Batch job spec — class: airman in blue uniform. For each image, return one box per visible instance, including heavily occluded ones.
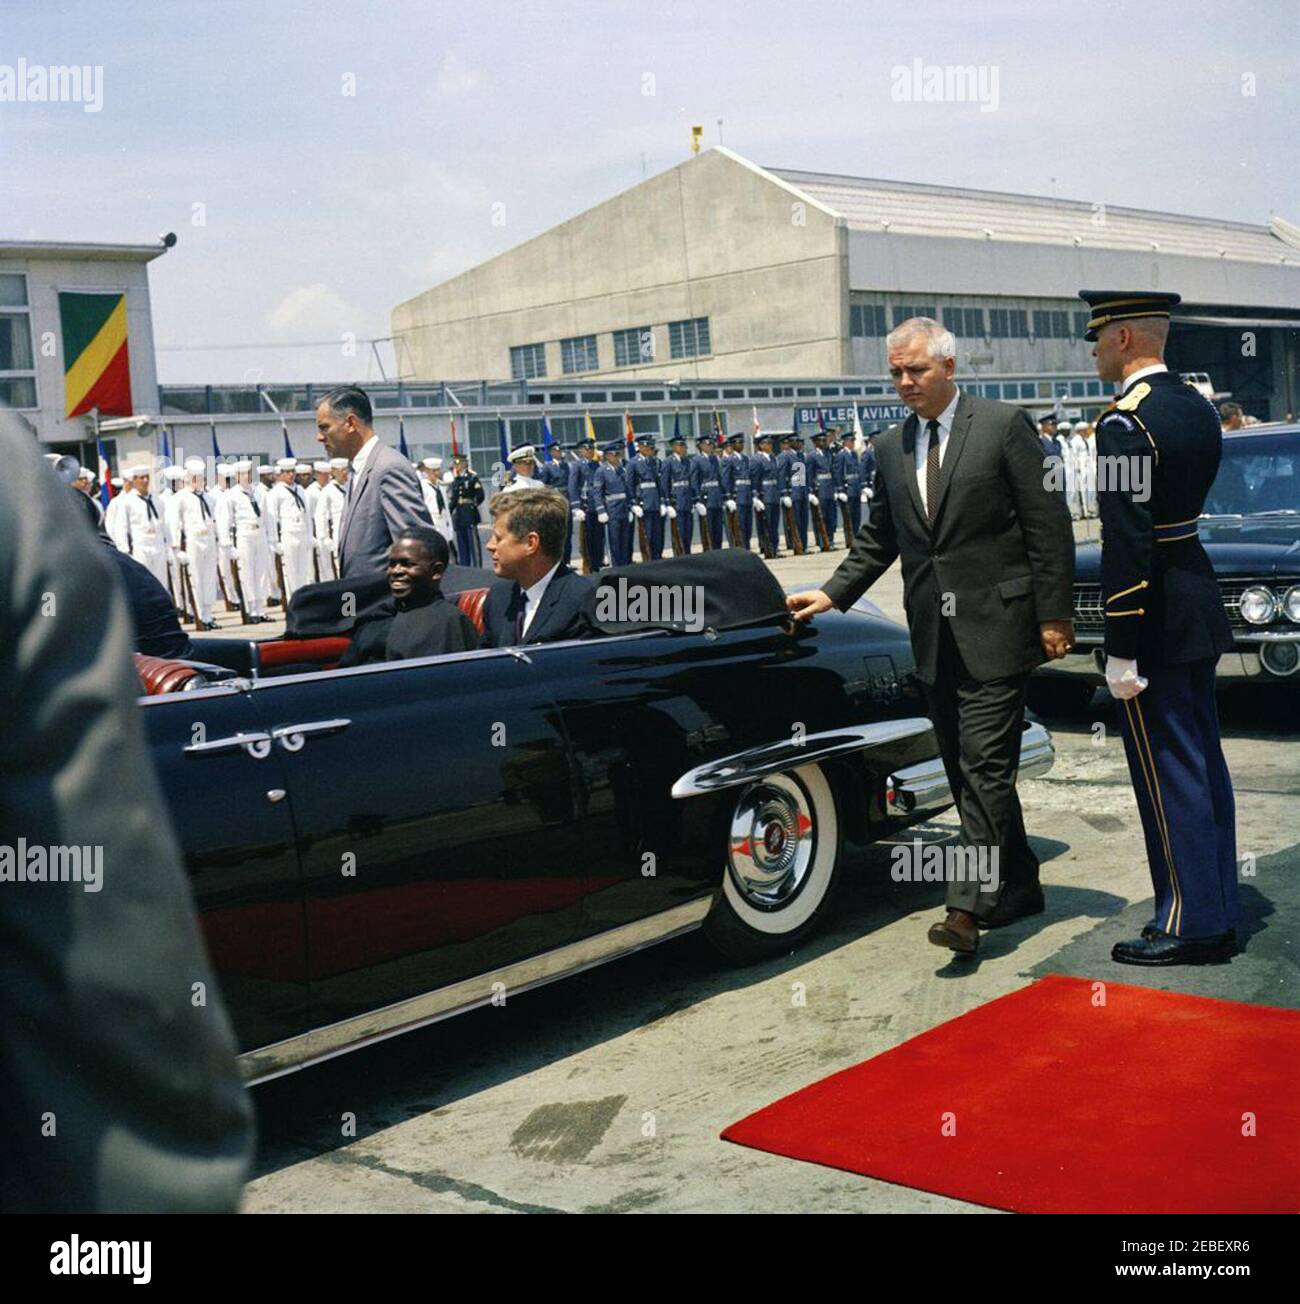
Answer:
[661,432,694,554]
[835,431,864,537]
[749,431,781,557]
[777,432,809,553]
[808,427,838,549]
[592,440,633,566]
[567,436,604,570]
[629,434,664,560]
[720,432,752,550]
[690,433,726,550]
[1081,288,1238,966]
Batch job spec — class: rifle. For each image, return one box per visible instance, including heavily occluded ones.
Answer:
[810,497,834,552]
[783,501,805,556]
[669,510,686,557]
[697,506,713,551]
[636,509,652,562]
[839,497,855,547]
[273,548,288,607]
[725,503,744,549]
[228,552,247,621]
[578,514,593,575]
[216,561,232,611]
[177,521,199,629]
[756,504,777,560]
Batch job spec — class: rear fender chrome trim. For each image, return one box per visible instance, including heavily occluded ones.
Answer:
[671,718,934,799]
[238,896,712,1085]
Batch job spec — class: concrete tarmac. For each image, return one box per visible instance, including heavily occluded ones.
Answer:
[238,520,1298,1213]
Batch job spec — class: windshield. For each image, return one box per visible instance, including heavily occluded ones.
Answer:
[1204,432,1300,516]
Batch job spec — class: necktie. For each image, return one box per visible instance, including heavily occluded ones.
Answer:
[198,494,212,519]
[292,487,305,510]
[144,495,158,521]
[925,419,941,522]
[515,587,527,643]
[245,489,260,518]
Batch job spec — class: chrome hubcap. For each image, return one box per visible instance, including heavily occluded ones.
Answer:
[728,775,816,907]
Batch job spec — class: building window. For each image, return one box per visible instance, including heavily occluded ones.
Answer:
[942,306,986,337]
[668,316,711,359]
[0,272,37,410]
[510,342,547,380]
[560,335,599,375]
[1073,311,1091,338]
[1032,309,1071,340]
[850,304,888,337]
[893,304,937,325]
[989,308,1029,339]
[613,325,654,367]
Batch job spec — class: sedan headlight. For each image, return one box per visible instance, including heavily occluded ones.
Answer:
[1284,585,1300,624]
[1239,585,1278,625]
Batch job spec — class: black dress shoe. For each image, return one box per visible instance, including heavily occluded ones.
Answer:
[927,909,979,954]
[976,885,1045,929]
[1112,932,1235,966]
[1141,923,1237,949]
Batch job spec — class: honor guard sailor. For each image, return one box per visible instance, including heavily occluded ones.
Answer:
[1081,289,1238,966]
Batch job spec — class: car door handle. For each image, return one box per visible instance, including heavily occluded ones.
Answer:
[271,718,352,752]
[183,731,273,759]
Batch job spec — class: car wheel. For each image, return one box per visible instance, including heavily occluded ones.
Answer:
[1026,678,1097,718]
[703,762,842,964]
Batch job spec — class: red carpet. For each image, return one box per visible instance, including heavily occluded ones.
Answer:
[722,975,1300,1213]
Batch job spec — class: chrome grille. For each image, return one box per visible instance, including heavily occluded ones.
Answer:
[1073,576,1300,636]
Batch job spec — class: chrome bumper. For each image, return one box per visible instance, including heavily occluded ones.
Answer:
[1035,639,1299,682]
[884,721,1055,818]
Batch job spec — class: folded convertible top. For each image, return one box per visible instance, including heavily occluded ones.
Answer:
[587,550,790,635]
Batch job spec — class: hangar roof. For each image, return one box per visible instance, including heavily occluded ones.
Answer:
[767,165,1300,267]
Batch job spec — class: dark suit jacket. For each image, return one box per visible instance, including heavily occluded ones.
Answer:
[337,438,433,581]
[1,423,252,1211]
[480,562,595,648]
[822,391,1074,684]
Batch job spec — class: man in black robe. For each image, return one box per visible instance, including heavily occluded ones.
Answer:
[338,527,480,666]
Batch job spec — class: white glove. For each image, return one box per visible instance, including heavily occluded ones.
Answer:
[666,505,677,519]
[724,498,737,512]
[863,488,873,502]
[694,502,708,518]
[573,508,586,522]
[175,550,190,565]
[659,504,668,517]
[330,540,339,556]
[220,544,234,560]
[1105,655,1148,700]
[271,542,283,555]
[598,511,609,524]
[782,495,793,508]
[836,492,848,503]
[754,499,765,513]
[632,504,644,518]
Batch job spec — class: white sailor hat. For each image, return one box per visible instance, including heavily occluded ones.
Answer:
[295,462,311,473]
[421,456,443,470]
[184,456,207,475]
[110,476,123,488]
[258,462,275,475]
[276,456,297,471]
[313,460,330,472]
[79,465,95,480]
[162,464,186,482]
[122,460,153,478]
[233,459,253,473]
[508,444,536,463]
[329,457,349,470]
[1057,419,1073,432]
[43,453,61,464]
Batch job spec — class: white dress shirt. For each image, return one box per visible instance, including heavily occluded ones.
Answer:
[913,386,962,505]
[1120,363,1168,395]
[348,433,379,486]
[520,560,561,639]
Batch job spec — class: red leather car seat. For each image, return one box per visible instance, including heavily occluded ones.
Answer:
[134,653,205,695]
[256,636,352,673]
[453,587,489,635]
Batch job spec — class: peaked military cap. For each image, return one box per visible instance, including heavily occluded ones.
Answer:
[1078,290,1180,342]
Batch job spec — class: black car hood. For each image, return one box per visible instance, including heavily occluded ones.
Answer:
[1073,519,1300,583]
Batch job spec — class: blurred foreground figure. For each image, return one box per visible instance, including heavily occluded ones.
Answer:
[0,417,253,1212]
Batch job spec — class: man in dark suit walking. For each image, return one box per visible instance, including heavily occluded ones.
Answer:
[481,487,595,647]
[315,385,432,582]
[788,317,1075,955]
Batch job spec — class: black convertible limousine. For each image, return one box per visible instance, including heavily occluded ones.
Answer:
[135,552,1054,1083]
[1032,422,1300,712]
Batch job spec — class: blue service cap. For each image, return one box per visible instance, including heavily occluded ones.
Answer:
[1078,289,1180,342]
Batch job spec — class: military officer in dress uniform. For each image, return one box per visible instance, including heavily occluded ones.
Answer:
[266,456,315,604]
[171,457,220,629]
[835,430,864,537]
[111,462,171,590]
[808,426,838,549]
[589,439,632,566]
[449,453,485,566]
[629,434,665,559]
[661,431,693,554]
[722,432,754,550]
[749,431,781,557]
[777,432,810,553]
[1081,289,1238,966]
[690,432,725,550]
[501,444,543,493]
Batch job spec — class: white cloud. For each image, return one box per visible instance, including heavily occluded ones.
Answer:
[264,283,366,338]
[436,51,479,98]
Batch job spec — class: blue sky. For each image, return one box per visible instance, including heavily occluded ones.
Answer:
[4,0,1296,384]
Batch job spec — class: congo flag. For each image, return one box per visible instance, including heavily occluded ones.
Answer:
[60,292,132,418]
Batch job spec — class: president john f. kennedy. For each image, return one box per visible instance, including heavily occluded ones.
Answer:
[788,317,1075,955]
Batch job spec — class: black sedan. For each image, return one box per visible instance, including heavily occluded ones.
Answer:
[135,552,1054,1083]
[1032,422,1300,713]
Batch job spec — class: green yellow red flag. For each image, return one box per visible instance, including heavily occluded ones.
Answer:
[59,291,132,417]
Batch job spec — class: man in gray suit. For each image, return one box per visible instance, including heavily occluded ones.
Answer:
[788,318,1075,956]
[316,385,432,581]
[2,415,252,1211]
